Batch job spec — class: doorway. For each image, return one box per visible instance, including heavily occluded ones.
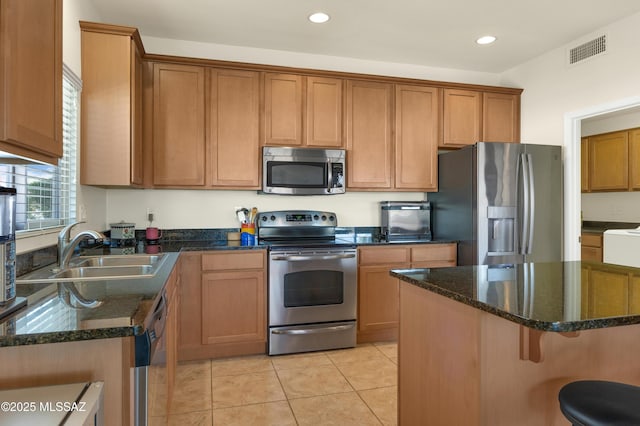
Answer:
[563,95,640,261]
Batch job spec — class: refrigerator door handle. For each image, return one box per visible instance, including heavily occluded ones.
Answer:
[519,153,530,255]
[526,154,535,255]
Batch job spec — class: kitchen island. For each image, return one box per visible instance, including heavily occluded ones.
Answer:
[391,261,640,426]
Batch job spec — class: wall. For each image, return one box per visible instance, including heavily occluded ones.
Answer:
[501,12,640,146]
[501,11,640,257]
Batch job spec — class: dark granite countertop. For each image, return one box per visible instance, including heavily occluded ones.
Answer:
[3,226,454,348]
[1,252,179,347]
[391,261,640,332]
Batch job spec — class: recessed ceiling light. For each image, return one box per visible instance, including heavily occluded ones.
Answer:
[309,12,330,24]
[476,35,497,45]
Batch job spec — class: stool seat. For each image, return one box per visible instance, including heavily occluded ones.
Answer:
[558,380,640,426]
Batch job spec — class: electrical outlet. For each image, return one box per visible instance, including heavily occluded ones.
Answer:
[147,212,154,222]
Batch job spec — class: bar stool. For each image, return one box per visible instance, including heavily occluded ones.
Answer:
[558,380,640,425]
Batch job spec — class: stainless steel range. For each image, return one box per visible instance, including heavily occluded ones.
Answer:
[258,210,357,356]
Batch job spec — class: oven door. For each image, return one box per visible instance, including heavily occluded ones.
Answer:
[268,248,357,326]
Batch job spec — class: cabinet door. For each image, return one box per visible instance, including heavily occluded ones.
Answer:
[581,137,589,192]
[395,85,439,191]
[0,0,62,161]
[589,131,628,191]
[629,275,640,314]
[482,92,519,143]
[208,68,260,188]
[263,73,303,146]
[201,270,266,345]
[345,80,393,189]
[358,265,404,336]
[588,269,628,318]
[441,89,481,148]
[305,76,343,147]
[80,25,143,186]
[629,129,640,190]
[153,63,206,186]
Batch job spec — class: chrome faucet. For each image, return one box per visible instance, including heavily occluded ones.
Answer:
[58,221,105,268]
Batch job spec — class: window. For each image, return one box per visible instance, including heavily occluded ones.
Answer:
[0,64,80,232]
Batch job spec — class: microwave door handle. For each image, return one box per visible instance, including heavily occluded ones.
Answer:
[327,160,333,193]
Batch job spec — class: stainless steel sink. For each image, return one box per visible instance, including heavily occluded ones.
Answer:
[52,265,155,279]
[16,254,168,283]
[69,255,163,268]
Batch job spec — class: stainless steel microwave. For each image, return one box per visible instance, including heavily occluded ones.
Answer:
[262,147,346,195]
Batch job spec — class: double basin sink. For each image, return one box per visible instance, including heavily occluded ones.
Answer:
[16,254,167,284]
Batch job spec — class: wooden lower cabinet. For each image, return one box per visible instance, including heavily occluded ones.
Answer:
[581,232,602,262]
[178,250,267,360]
[581,263,640,318]
[357,243,456,343]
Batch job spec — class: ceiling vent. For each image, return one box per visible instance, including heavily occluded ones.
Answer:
[568,34,607,66]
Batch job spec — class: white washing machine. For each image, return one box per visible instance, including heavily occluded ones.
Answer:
[603,228,640,268]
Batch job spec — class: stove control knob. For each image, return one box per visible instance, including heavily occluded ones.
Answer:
[321,215,327,221]
[329,215,335,222]
[270,215,276,221]
[313,214,319,221]
[261,215,268,222]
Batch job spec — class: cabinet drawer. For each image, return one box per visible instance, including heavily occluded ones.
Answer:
[411,244,457,263]
[201,250,265,271]
[581,246,603,262]
[581,233,602,248]
[359,246,410,265]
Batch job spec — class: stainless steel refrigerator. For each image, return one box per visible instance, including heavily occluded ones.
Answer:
[430,142,563,266]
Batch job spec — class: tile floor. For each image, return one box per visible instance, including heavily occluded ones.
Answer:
[149,342,398,425]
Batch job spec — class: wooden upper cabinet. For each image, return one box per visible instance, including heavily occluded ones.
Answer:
[0,0,62,163]
[345,80,393,189]
[208,68,260,188]
[629,129,640,190]
[588,130,628,191]
[441,89,481,148]
[152,63,206,186]
[581,137,589,192]
[305,76,343,147]
[263,73,303,146]
[263,73,343,148]
[395,85,440,191]
[482,92,519,143]
[80,22,144,186]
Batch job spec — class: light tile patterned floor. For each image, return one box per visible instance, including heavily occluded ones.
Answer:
[149,342,398,426]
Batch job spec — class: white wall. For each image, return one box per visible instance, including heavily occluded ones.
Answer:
[106,189,426,229]
[501,11,640,258]
[501,13,640,146]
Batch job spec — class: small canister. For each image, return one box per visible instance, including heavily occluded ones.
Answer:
[240,223,256,246]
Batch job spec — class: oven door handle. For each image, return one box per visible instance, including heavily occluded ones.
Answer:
[272,323,355,335]
[271,253,356,261]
